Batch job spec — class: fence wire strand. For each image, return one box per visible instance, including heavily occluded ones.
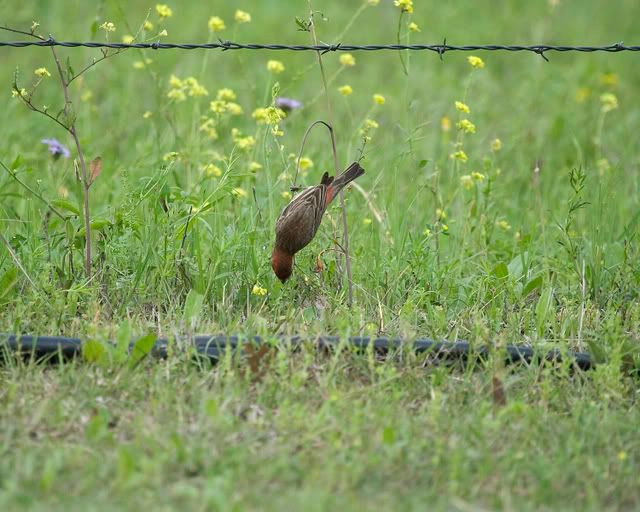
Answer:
[0,37,639,60]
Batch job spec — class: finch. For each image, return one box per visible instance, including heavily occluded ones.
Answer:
[271,161,365,282]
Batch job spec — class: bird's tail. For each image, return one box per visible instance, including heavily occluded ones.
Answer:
[331,161,365,194]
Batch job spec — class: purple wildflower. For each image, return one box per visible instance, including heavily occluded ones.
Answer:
[275,97,302,113]
[41,138,70,159]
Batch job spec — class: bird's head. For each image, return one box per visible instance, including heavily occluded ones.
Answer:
[271,246,293,283]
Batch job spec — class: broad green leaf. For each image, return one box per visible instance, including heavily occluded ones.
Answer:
[83,339,108,364]
[129,334,157,367]
[51,199,80,216]
[183,289,204,324]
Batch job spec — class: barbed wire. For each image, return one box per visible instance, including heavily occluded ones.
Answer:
[0,36,639,61]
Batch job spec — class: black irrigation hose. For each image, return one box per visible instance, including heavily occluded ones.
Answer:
[1,334,593,370]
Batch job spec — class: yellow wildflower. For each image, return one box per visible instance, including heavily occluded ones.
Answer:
[34,67,51,78]
[373,94,386,105]
[232,187,248,198]
[339,53,356,67]
[467,55,485,69]
[251,284,267,296]
[436,208,446,220]
[163,151,179,162]
[143,111,153,119]
[236,136,256,150]
[167,88,186,102]
[210,100,227,114]
[156,4,173,18]
[267,60,285,73]
[199,118,218,139]
[394,0,414,13]
[471,171,485,181]
[133,61,146,70]
[363,119,379,130]
[226,102,243,115]
[456,119,476,134]
[441,224,449,232]
[450,150,468,162]
[338,84,353,96]
[575,87,590,103]
[497,220,511,231]
[408,22,420,32]
[249,162,263,172]
[81,90,93,102]
[299,157,314,170]
[600,72,618,87]
[440,116,451,132]
[363,218,373,225]
[185,77,208,97]
[157,29,168,37]
[368,0,380,5]
[460,175,473,190]
[202,163,222,177]
[122,35,135,44]
[234,10,251,23]
[99,22,116,32]
[143,20,154,31]
[12,88,28,98]
[216,88,236,101]
[169,74,183,88]
[455,100,470,113]
[208,16,226,32]
[281,191,292,200]
[491,138,502,152]
[600,92,618,112]
[617,451,627,461]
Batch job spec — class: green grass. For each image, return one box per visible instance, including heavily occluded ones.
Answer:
[1,0,639,509]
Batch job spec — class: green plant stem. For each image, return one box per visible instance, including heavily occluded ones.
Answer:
[307,0,355,307]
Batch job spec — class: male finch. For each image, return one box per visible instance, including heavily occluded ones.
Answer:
[272,161,365,282]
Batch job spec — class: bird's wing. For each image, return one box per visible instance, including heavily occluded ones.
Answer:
[275,184,327,254]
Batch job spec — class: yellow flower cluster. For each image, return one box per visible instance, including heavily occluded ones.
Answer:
[600,92,618,112]
[373,94,386,105]
[456,119,476,134]
[360,118,379,141]
[339,53,356,67]
[338,84,353,96]
[460,172,486,190]
[202,163,223,177]
[408,22,420,32]
[34,67,51,78]
[394,0,414,13]
[299,157,314,170]
[208,16,225,32]
[133,58,153,69]
[156,4,173,19]
[231,128,256,151]
[440,116,451,132]
[235,10,251,23]
[252,106,286,125]
[491,138,502,152]
[450,150,468,163]
[267,60,285,73]
[12,88,28,99]
[100,21,116,32]
[467,56,485,69]
[199,118,218,140]
[167,75,209,102]
[455,101,470,113]
[496,220,511,231]
[252,284,267,296]
[163,151,179,162]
